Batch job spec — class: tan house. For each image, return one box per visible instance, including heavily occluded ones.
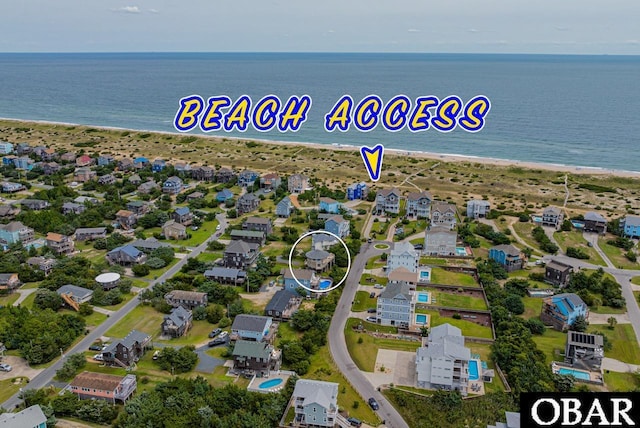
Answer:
[305,249,335,272]
[116,209,137,229]
[46,232,75,255]
[162,220,187,240]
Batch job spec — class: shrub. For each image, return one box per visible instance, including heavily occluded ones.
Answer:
[132,264,151,276]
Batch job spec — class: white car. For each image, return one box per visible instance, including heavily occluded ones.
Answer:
[374,284,384,289]
[0,363,12,372]
[93,354,104,361]
[216,224,221,231]
[366,316,377,323]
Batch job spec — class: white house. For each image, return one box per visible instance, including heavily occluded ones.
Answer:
[424,226,457,256]
[466,200,490,219]
[387,242,419,273]
[431,202,457,230]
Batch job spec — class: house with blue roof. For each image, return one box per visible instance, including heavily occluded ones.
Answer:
[163,176,183,194]
[319,197,341,214]
[133,157,149,168]
[620,215,640,239]
[217,188,234,202]
[540,293,589,331]
[2,155,16,166]
[152,159,166,172]
[347,182,368,200]
[238,170,259,187]
[106,245,147,266]
[172,206,193,225]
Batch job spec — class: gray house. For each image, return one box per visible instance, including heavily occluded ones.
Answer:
[232,340,281,377]
[431,202,457,230]
[377,282,415,328]
[406,191,433,218]
[375,188,401,215]
[224,240,259,269]
[243,216,273,236]
[564,331,604,371]
[161,306,193,338]
[542,206,564,229]
[291,379,339,428]
[106,245,147,265]
[424,226,457,256]
[204,267,247,285]
[0,405,47,428]
[467,200,491,219]
[236,193,260,215]
[265,289,301,320]
[276,196,294,218]
[57,284,94,304]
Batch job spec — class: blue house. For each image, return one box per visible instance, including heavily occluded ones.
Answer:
[621,215,640,239]
[133,157,149,168]
[97,155,114,166]
[163,176,183,194]
[216,188,234,202]
[0,141,14,154]
[282,268,319,296]
[238,170,259,187]
[231,314,273,342]
[489,244,523,272]
[2,155,16,166]
[324,215,350,238]
[152,159,166,172]
[319,197,341,214]
[540,293,589,331]
[13,156,33,170]
[276,196,294,218]
[347,182,368,200]
[0,404,47,427]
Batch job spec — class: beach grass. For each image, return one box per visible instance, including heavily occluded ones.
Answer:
[553,230,607,266]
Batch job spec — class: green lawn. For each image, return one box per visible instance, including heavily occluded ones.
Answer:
[426,289,488,310]
[604,371,640,392]
[344,320,420,373]
[553,231,606,266]
[19,291,37,309]
[417,310,493,339]
[598,236,638,269]
[365,256,386,270]
[360,273,387,286]
[512,221,546,255]
[430,268,478,287]
[0,377,29,403]
[146,258,180,279]
[156,320,216,346]
[352,290,376,312]
[589,324,640,364]
[197,251,223,263]
[106,305,165,338]
[0,292,20,307]
[275,321,301,348]
[532,328,567,363]
[589,305,627,315]
[98,291,136,311]
[522,297,543,320]
[419,257,448,266]
[393,219,428,241]
[180,219,218,246]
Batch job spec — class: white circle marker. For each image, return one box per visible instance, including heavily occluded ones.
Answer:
[288,230,351,294]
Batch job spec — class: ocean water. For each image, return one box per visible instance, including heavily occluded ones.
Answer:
[0,52,639,171]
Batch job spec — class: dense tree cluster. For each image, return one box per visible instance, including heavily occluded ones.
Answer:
[474,223,511,245]
[155,346,199,374]
[565,268,625,309]
[532,226,559,254]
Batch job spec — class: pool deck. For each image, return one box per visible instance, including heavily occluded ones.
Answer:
[246,372,291,393]
[552,362,603,384]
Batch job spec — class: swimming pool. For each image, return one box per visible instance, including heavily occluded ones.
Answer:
[558,368,590,381]
[572,221,585,229]
[455,247,467,256]
[415,314,428,325]
[420,271,430,279]
[319,279,332,289]
[417,293,429,303]
[532,215,542,222]
[469,360,479,381]
[259,378,284,389]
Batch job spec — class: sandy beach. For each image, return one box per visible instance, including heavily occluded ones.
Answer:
[2,117,640,179]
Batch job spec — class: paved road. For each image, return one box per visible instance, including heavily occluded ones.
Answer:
[328,241,409,428]
[1,213,228,411]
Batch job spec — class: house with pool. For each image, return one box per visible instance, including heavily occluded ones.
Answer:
[282,268,333,296]
[377,282,416,328]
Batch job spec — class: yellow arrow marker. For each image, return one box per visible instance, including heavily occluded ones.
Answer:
[360,144,384,181]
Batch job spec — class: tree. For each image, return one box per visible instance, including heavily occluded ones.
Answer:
[78,302,94,316]
[570,315,589,332]
[607,316,618,330]
[132,264,150,276]
[33,289,63,311]
[525,318,546,335]
[156,346,198,374]
[55,353,87,381]
[504,295,524,315]
[206,304,225,324]
[192,305,207,321]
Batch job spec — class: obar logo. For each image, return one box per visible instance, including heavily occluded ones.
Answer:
[522,393,640,427]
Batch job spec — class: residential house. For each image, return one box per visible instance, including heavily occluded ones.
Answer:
[204,267,247,285]
[69,371,137,404]
[282,268,319,295]
[621,214,640,239]
[97,155,115,166]
[232,340,281,377]
[291,379,339,428]
[237,193,260,215]
[74,227,107,241]
[565,331,604,371]
[0,221,34,244]
[74,196,98,205]
[62,202,85,215]
[130,237,170,252]
[76,155,94,167]
[163,176,183,194]
[152,159,166,172]
[466,200,491,219]
[489,244,524,272]
[27,256,57,275]
[42,162,60,175]
[102,330,152,367]
[164,290,208,310]
[15,143,32,155]
[191,165,215,181]
[487,412,521,428]
[387,267,419,290]
[387,242,419,273]
[288,174,309,194]
[276,196,294,218]
[126,200,150,216]
[406,191,433,219]
[243,216,273,236]
[172,207,193,225]
[98,174,116,185]
[74,167,97,182]
[116,209,137,229]
[216,167,236,183]
[230,229,266,246]
[1,182,25,193]
[347,182,368,200]
[137,180,159,194]
[0,273,20,292]
[21,199,49,210]
[117,158,134,170]
[133,157,149,169]
[238,170,259,187]
[32,146,47,158]
[260,173,281,191]
[161,306,193,338]
[216,188,234,202]
[13,156,34,170]
[324,215,350,239]
[431,202,457,230]
[377,282,415,328]
[0,405,47,428]
[173,162,192,175]
[415,324,471,395]
[305,249,335,272]
[57,284,94,305]
[0,141,13,154]
[423,226,457,256]
[46,232,74,255]
[162,220,187,240]
[583,211,607,234]
[186,191,204,201]
[540,293,589,331]
[106,245,147,265]
[231,314,273,342]
[2,155,15,166]
[542,206,564,229]
[265,289,301,320]
[128,174,142,185]
[375,188,401,215]
[224,240,260,269]
[41,148,58,161]
[0,204,19,219]
[545,260,574,286]
[319,197,341,214]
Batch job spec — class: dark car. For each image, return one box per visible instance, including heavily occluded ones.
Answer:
[208,338,226,347]
[88,344,102,351]
[368,397,379,410]
[208,328,222,338]
[347,417,362,427]
[367,308,377,313]
[367,238,373,243]
[414,244,423,250]
[369,292,376,298]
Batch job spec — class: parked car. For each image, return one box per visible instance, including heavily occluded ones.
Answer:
[208,337,226,347]
[218,331,228,340]
[0,363,12,372]
[366,316,377,323]
[208,328,222,338]
[367,238,372,243]
[152,350,160,360]
[93,354,104,361]
[374,283,383,289]
[216,224,221,231]
[88,344,102,351]
[369,292,376,298]
[414,244,423,250]
[347,417,362,427]
[368,397,379,410]
[367,308,377,313]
